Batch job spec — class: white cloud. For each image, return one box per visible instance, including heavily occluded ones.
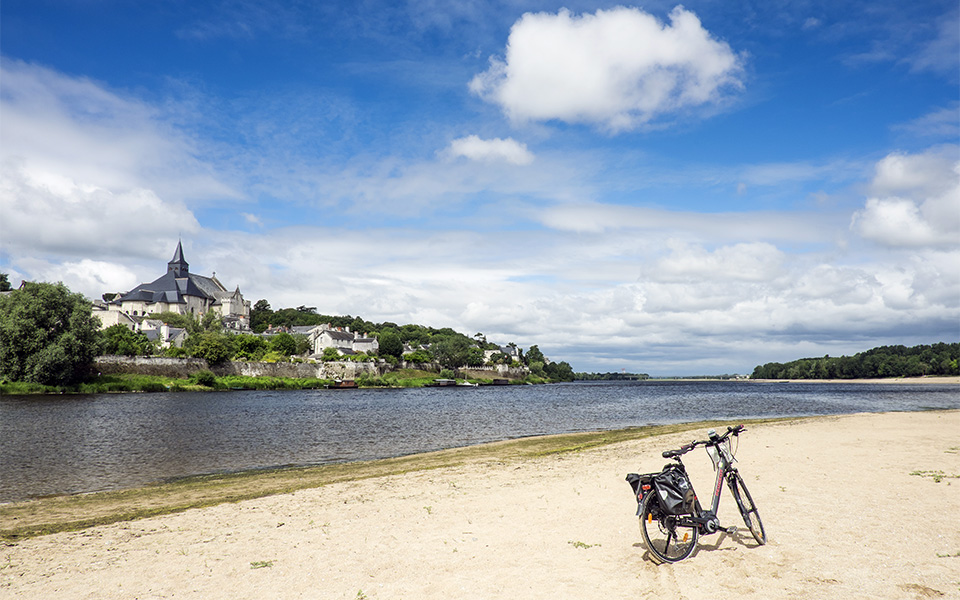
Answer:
[851,145,960,247]
[469,6,744,131]
[535,202,837,245]
[14,257,141,299]
[1,157,200,257]
[242,212,263,226]
[0,60,235,267]
[893,104,960,139]
[651,241,785,282]
[447,135,534,165]
[0,60,237,204]
[908,9,960,76]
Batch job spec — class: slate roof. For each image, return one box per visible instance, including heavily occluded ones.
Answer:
[113,243,233,307]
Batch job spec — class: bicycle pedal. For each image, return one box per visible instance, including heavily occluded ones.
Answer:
[724,526,738,534]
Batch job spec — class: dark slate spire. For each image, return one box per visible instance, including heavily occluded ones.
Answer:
[167,240,189,277]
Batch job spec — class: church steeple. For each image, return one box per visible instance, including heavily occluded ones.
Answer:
[167,240,189,277]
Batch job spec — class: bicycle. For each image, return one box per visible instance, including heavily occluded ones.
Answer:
[626,424,766,563]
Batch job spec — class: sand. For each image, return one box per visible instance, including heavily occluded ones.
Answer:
[2,410,958,599]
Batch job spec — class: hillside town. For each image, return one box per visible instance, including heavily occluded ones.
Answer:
[91,242,527,366]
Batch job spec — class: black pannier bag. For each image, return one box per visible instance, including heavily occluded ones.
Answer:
[653,466,697,515]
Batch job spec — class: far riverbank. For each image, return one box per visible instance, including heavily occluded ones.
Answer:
[748,375,960,384]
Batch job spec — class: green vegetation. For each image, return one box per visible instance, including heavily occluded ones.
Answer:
[751,343,959,380]
[0,282,102,386]
[909,469,960,483]
[575,372,650,380]
[100,324,156,356]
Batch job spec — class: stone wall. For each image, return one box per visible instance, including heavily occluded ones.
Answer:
[94,356,385,380]
[458,365,529,381]
[95,355,209,378]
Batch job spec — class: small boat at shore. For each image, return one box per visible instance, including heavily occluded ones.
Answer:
[328,379,358,389]
[427,378,458,387]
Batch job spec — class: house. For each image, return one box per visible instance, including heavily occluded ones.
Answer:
[103,241,251,326]
[139,319,188,349]
[309,324,380,357]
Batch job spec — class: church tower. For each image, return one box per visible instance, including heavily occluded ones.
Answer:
[167,240,189,277]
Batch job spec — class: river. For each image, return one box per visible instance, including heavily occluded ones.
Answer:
[1,380,958,503]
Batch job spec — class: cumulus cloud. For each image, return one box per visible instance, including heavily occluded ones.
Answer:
[447,135,534,165]
[14,257,141,299]
[0,60,234,266]
[851,145,959,247]
[469,6,744,131]
[651,241,785,282]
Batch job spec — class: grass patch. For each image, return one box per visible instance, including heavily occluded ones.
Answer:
[0,416,799,541]
[910,470,960,483]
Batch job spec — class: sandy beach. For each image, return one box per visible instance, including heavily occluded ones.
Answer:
[2,410,958,599]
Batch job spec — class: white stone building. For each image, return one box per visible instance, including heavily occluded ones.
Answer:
[104,242,251,325]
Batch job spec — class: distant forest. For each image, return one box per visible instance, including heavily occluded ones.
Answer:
[750,343,960,380]
[575,372,650,381]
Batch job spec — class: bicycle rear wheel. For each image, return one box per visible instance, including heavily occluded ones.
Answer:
[729,472,766,545]
[639,493,698,563]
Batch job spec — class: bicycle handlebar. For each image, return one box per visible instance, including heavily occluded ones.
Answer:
[661,424,746,459]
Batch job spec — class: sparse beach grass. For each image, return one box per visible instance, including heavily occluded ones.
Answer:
[0,417,792,541]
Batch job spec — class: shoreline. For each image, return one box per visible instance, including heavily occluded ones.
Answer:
[0,417,794,539]
[2,409,957,599]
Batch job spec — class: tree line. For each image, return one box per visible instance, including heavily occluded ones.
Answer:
[750,343,960,380]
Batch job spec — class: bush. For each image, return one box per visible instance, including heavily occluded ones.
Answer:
[403,350,432,363]
[193,370,217,387]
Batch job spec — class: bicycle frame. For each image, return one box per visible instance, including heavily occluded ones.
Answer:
[669,435,740,535]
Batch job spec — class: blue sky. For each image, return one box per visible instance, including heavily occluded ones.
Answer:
[1,0,957,375]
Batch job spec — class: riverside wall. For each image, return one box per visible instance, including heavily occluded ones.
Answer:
[94,356,384,380]
[94,356,529,381]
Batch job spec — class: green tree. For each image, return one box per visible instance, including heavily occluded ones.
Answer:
[433,336,472,369]
[378,330,403,359]
[545,360,575,382]
[186,332,235,364]
[150,311,196,331]
[233,334,268,360]
[269,332,298,356]
[100,324,154,356]
[0,282,102,385]
[525,345,545,366]
[403,349,432,363]
[250,299,273,333]
[321,346,341,361]
[0,273,13,292]
[294,333,312,355]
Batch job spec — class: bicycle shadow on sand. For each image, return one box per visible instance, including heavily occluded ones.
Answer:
[633,529,764,564]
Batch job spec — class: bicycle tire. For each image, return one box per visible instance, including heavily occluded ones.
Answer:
[729,472,766,545]
[639,492,698,563]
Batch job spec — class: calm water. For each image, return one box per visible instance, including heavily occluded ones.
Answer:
[1,380,958,502]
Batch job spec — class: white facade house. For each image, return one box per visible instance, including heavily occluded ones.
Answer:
[307,324,379,356]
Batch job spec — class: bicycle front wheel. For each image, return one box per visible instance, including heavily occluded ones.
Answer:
[639,492,698,563]
[729,472,766,545]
